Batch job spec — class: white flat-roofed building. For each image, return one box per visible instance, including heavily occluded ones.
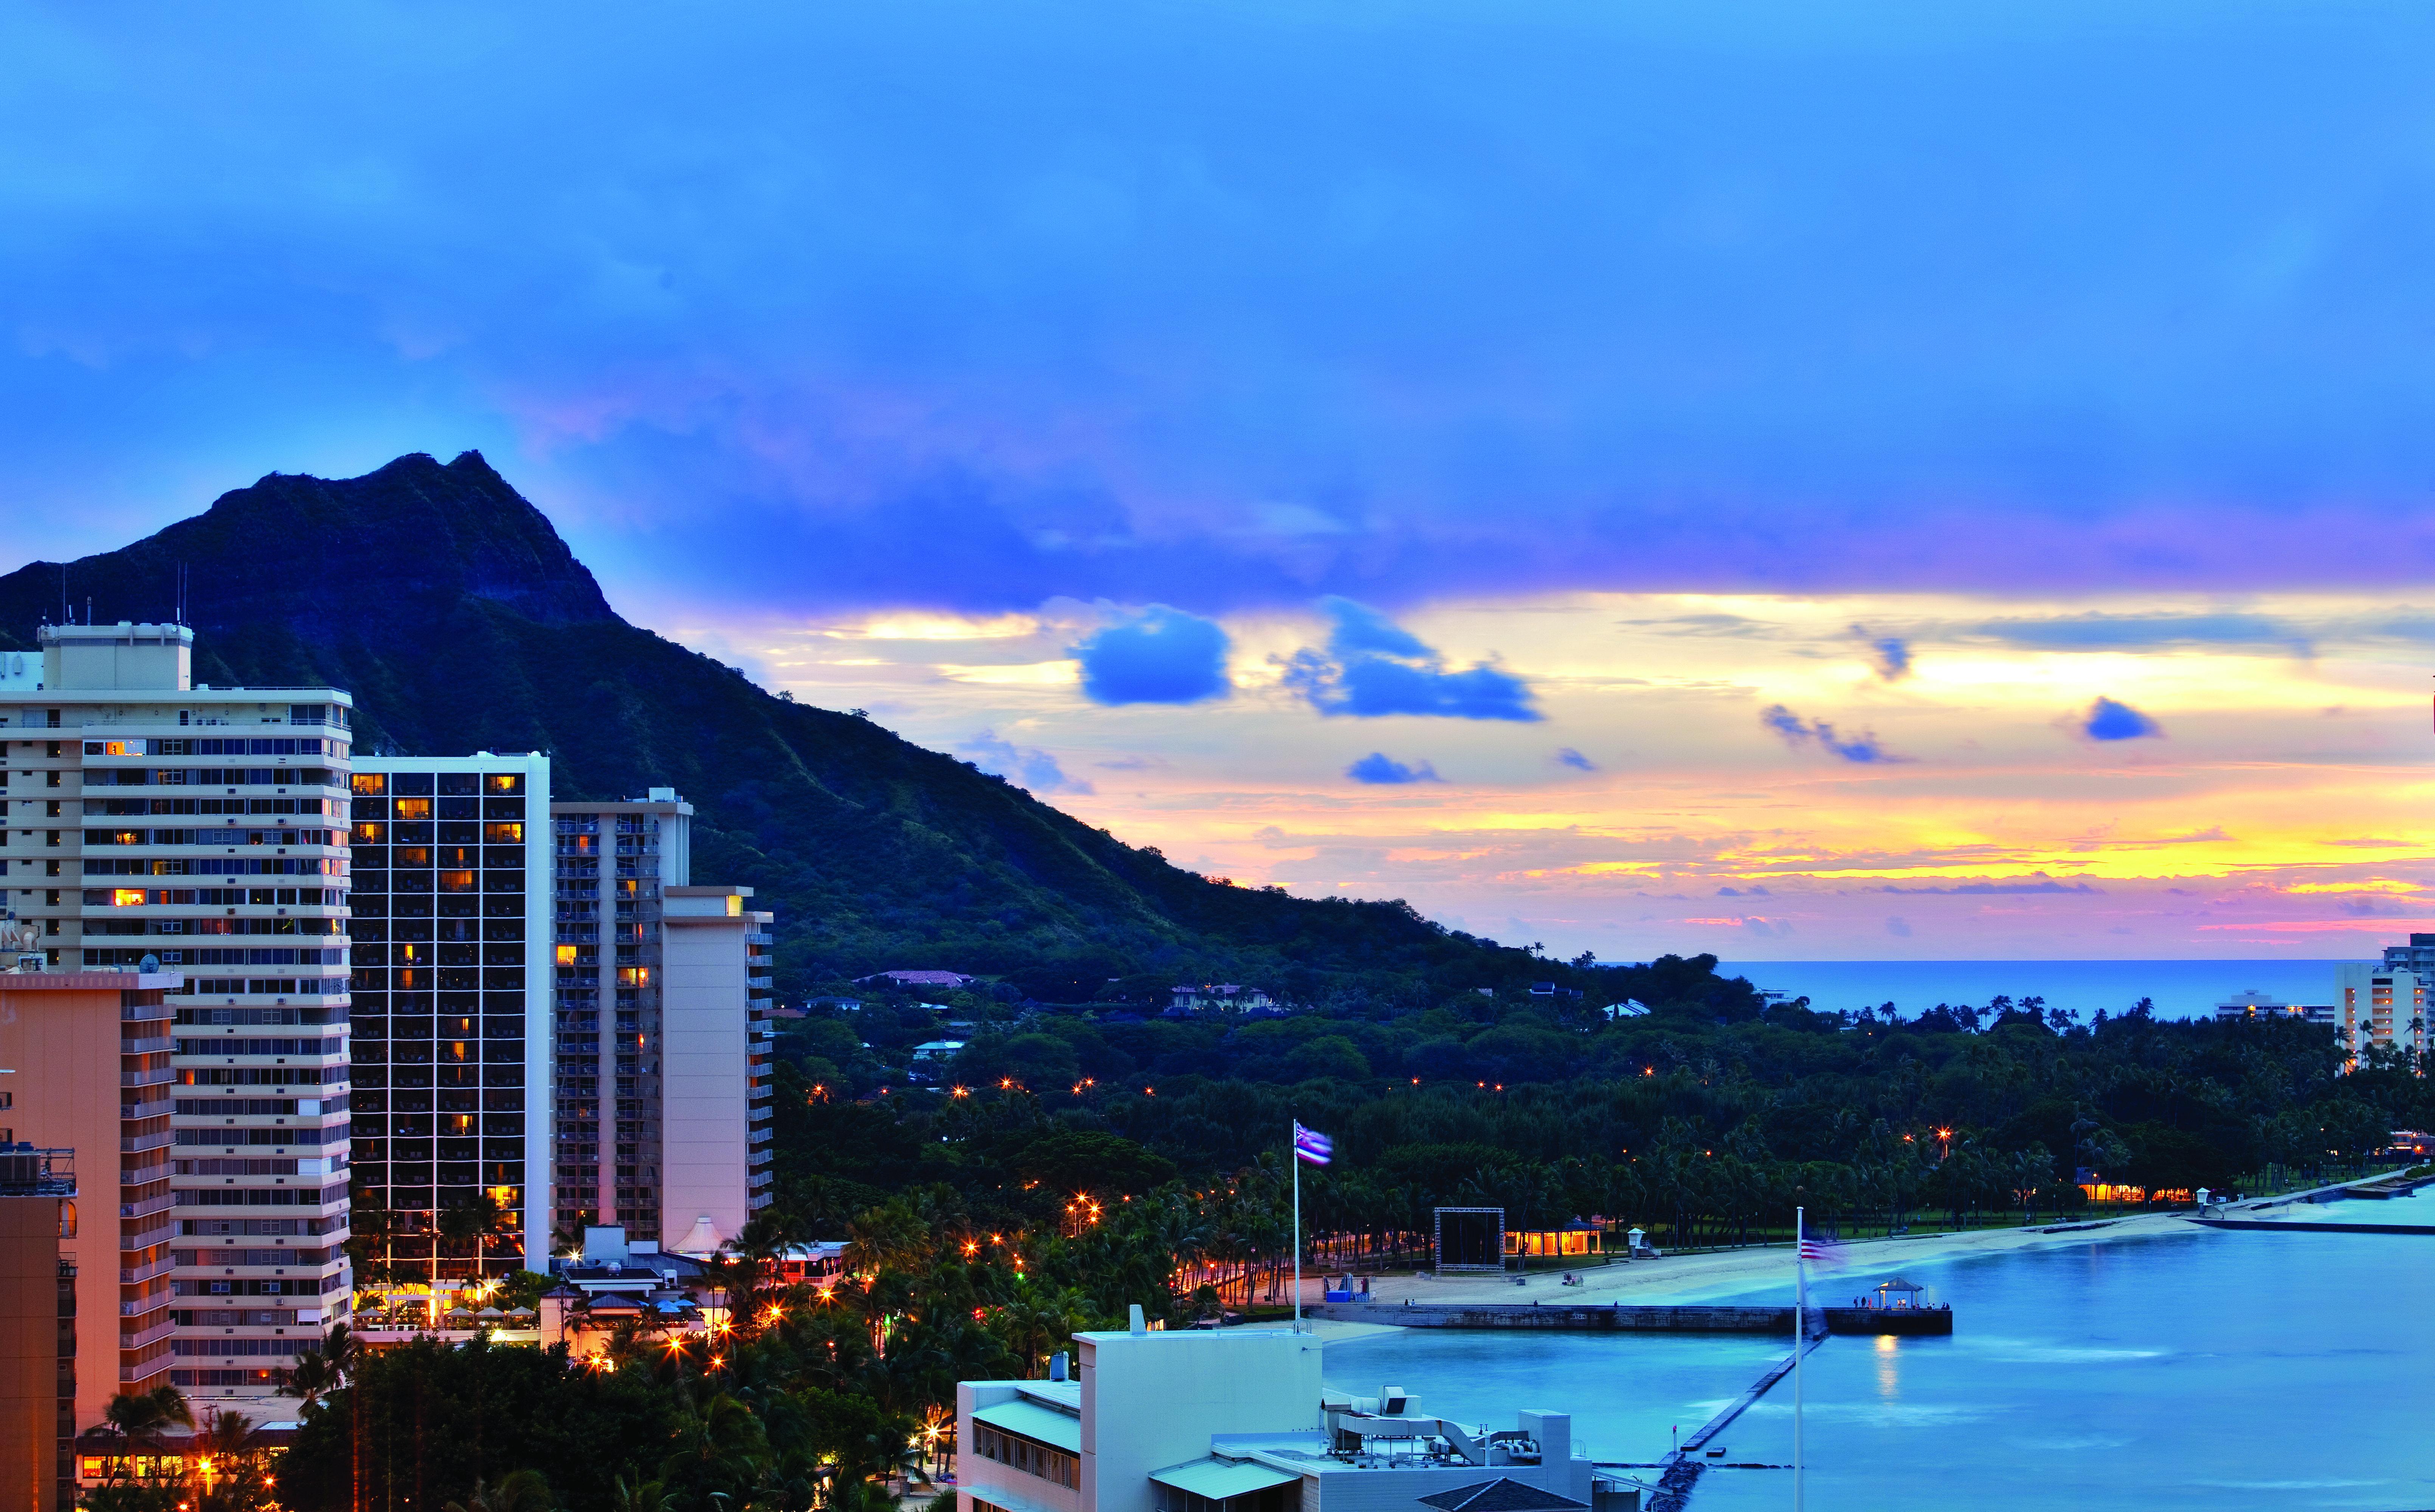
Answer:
[349,753,553,1280]
[2335,962,2428,1069]
[958,1324,1598,1512]
[0,621,354,1422]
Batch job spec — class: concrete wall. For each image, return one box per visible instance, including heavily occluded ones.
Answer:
[659,889,750,1253]
[1078,1329,1324,1512]
[0,979,158,1432]
[0,1192,65,1512]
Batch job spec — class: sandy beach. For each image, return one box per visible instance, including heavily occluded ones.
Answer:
[1332,1211,2198,1309]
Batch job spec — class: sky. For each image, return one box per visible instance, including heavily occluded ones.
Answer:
[9,0,2435,959]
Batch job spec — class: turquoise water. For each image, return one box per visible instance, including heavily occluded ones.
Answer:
[1323,1225,2435,1509]
[1715,960,2353,1022]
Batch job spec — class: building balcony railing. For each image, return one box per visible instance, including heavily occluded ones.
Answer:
[120,1036,173,1055]
[119,1316,178,1349]
[119,1253,177,1285]
[118,1218,175,1252]
[119,1096,172,1121]
[119,1191,175,1222]
[122,1066,175,1088]
[120,1291,173,1317]
[121,1161,170,1188]
[123,1001,172,1023]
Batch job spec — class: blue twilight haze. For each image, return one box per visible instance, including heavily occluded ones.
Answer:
[12,1,2435,613]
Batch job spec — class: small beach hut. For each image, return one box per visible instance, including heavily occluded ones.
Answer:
[1873,1276,1926,1309]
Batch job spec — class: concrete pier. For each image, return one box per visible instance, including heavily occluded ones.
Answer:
[1314,1301,1952,1335]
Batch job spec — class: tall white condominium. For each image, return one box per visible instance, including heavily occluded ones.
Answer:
[548,790,774,1255]
[347,754,553,1282]
[0,622,354,1419]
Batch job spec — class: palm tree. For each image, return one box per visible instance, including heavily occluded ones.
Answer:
[438,1193,510,1279]
[100,1384,194,1481]
[610,1476,675,1512]
[278,1322,359,1406]
[441,1469,555,1512]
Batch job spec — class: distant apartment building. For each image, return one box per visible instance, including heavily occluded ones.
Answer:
[548,792,773,1255]
[1166,983,1278,1016]
[0,622,352,1422]
[347,754,553,1281]
[2334,963,2428,1067]
[2213,990,2336,1026]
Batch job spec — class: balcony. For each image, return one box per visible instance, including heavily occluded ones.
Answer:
[121,1066,174,1088]
[119,1315,178,1349]
[119,1291,172,1317]
[118,1218,175,1252]
[121,1128,172,1154]
[120,1036,173,1054]
[121,1161,170,1188]
[119,1191,175,1222]
[119,1253,176,1285]
[119,1095,172,1121]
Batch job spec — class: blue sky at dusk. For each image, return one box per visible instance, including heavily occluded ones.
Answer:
[11,1,2435,958]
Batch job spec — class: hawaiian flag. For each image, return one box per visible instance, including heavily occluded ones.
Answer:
[1293,1122,1334,1166]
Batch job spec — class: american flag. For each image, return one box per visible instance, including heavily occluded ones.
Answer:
[1293,1122,1333,1166]
[1798,1235,1844,1269]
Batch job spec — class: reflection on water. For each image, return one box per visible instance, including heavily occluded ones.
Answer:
[1324,1226,2435,1510]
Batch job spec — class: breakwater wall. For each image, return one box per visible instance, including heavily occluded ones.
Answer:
[2194,1217,2435,1236]
[1315,1301,1951,1336]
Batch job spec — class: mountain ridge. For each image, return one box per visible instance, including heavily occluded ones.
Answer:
[0,452,1579,1004]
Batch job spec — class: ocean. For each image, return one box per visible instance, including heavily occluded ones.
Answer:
[1712,959,2358,1022]
[1323,1217,2435,1509]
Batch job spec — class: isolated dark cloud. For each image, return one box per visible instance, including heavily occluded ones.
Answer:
[1761,704,1909,764]
[1072,606,1231,705]
[1554,747,1597,771]
[20,5,2435,611]
[1346,752,1441,785]
[960,730,1093,795]
[2083,697,2163,741]
[1282,598,1540,721]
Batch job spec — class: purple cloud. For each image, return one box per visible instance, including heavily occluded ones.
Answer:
[1281,598,1540,721]
[1554,747,1596,771]
[2083,697,2164,741]
[1346,752,1441,785]
[1763,704,1909,764]
[1072,605,1231,705]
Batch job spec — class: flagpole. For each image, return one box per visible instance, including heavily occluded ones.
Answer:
[1794,1205,1805,1512]
[1292,1122,1303,1329]
[1286,1125,1305,1325]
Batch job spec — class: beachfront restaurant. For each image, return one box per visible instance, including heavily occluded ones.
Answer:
[1506,1221,1604,1258]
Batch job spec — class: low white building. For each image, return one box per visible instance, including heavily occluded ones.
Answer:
[957,1322,1600,1512]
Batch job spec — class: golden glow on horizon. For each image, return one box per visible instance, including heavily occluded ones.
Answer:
[675,588,2435,953]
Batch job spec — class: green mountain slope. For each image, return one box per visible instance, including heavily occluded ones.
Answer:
[0,451,1576,1002]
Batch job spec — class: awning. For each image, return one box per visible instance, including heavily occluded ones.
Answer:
[974,1399,1084,1454]
[1150,1460,1304,1499]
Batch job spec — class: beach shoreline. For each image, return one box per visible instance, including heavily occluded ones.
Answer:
[1340,1210,2198,1308]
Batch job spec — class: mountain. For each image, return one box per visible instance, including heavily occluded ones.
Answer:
[0,452,1582,1004]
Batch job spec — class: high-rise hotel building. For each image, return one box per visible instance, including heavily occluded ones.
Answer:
[346,755,552,1283]
[549,793,774,1254]
[0,622,352,1422]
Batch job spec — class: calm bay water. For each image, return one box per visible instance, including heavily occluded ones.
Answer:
[1323,1224,2435,1510]
[1715,959,2357,1022]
